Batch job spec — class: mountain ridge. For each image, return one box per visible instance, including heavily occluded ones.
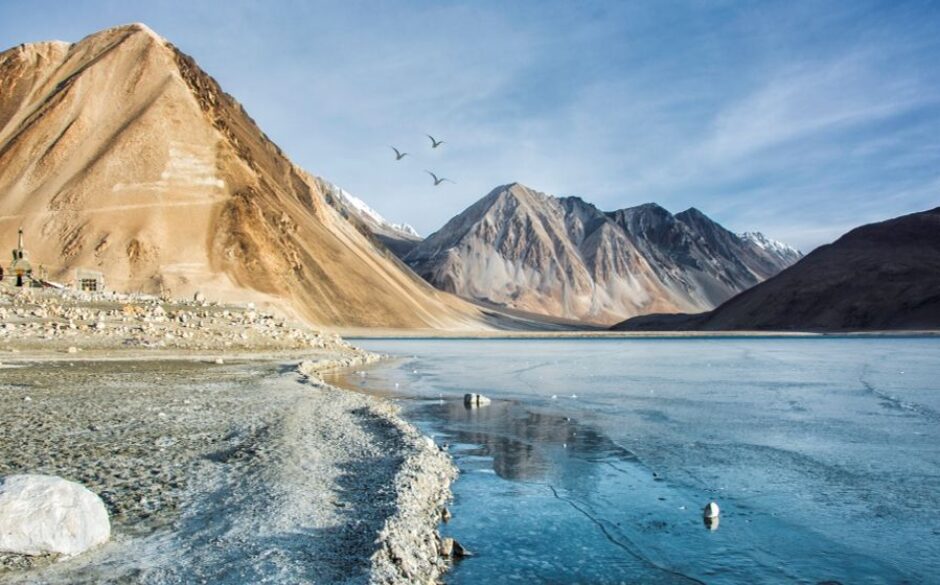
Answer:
[613,207,940,331]
[404,183,801,324]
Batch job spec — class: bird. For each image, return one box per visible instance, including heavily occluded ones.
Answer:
[426,134,445,148]
[389,146,408,160]
[425,170,453,186]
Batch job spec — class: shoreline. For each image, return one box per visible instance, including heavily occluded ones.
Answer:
[0,350,457,584]
[301,355,460,584]
[338,329,940,339]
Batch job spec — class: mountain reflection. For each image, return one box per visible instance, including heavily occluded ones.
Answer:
[417,399,636,482]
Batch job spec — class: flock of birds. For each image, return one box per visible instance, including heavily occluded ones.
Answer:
[389,134,454,186]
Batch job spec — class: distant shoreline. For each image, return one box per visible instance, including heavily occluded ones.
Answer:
[340,329,940,340]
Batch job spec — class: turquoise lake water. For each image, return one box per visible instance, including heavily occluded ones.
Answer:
[345,337,940,584]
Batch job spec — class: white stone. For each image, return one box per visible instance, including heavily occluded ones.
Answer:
[0,475,110,556]
[703,501,720,519]
[463,393,492,407]
[297,360,317,378]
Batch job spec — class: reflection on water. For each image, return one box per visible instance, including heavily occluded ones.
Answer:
[420,399,635,481]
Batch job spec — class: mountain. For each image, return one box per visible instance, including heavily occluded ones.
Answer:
[606,204,800,310]
[404,183,800,324]
[613,207,940,331]
[740,231,802,265]
[0,23,479,329]
[319,181,422,257]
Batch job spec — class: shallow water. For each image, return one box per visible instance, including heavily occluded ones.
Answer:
[345,337,940,584]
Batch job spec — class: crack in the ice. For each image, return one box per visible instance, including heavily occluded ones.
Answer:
[859,367,940,423]
[545,483,706,585]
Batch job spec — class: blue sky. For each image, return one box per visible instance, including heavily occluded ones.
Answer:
[2,0,939,250]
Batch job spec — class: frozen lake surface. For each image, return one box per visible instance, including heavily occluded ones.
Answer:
[344,337,940,584]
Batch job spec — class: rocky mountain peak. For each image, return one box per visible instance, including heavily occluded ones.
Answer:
[406,184,802,324]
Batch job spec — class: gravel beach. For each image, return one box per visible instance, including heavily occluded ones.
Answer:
[0,288,457,584]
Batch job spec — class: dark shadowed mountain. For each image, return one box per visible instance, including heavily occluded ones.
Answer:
[404,183,800,324]
[613,207,940,332]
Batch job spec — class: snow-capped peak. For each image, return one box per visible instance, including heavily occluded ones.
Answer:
[326,183,421,239]
[740,231,801,257]
[392,222,421,238]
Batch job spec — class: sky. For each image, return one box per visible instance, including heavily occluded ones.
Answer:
[2,0,939,251]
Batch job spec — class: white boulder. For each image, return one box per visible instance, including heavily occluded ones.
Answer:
[0,475,110,556]
[464,393,492,407]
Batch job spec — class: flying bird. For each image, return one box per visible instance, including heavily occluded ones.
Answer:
[390,146,408,160]
[425,170,454,186]
[426,134,445,149]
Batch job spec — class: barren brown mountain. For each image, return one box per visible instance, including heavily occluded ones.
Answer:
[0,23,480,328]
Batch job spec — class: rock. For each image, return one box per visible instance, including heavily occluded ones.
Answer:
[439,536,471,559]
[439,536,454,557]
[441,507,452,523]
[193,291,206,303]
[463,393,492,407]
[66,346,78,354]
[0,475,110,556]
[703,501,720,530]
[214,358,225,365]
[452,538,470,558]
[297,360,318,378]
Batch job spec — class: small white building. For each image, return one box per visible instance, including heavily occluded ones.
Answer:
[75,268,105,293]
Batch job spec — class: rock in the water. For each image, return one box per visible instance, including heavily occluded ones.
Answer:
[439,536,454,557]
[439,535,472,559]
[703,501,720,530]
[463,393,491,408]
[452,538,471,558]
[0,475,110,556]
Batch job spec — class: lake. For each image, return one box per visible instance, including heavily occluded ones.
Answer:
[339,337,940,584]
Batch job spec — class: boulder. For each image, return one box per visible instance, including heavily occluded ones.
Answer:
[297,360,317,378]
[703,501,720,531]
[440,537,471,559]
[463,393,491,408]
[0,475,110,556]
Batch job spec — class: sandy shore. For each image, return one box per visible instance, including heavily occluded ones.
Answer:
[0,289,458,584]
